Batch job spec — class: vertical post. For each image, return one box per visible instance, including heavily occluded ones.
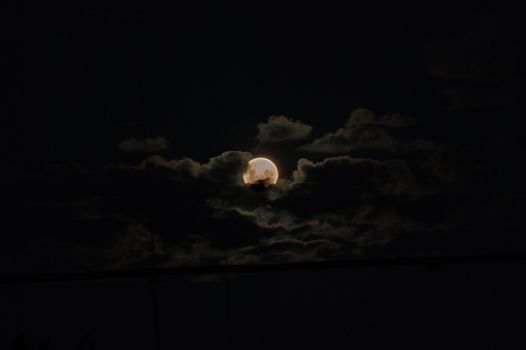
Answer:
[224,249,233,349]
[142,98,161,350]
[150,278,161,350]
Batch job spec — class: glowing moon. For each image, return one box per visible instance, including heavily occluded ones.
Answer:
[243,157,279,187]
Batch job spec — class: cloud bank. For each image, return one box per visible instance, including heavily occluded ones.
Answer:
[299,108,413,154]
[256,116,312,143]
[3,108,520,274]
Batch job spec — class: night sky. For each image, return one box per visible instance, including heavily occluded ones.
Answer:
[3,2,526,349]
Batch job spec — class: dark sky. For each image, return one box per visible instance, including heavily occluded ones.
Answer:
[3,2,526,348]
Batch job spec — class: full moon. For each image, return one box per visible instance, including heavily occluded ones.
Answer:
[243,157,279,187]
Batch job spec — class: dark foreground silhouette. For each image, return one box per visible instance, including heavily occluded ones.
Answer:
[10,333,98,350]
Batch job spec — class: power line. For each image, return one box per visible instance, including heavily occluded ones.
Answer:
[2,252,526,285]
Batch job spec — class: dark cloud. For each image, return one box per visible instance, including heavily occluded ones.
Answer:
[104,151,267,261]
[231,237,341,264]
[299,108,412,154]
[0,129,468,273]
[118,136,170,153]
[299,126,397,154]
[210,155,436,261]
[345,108,414,129]
[0,151,255,273]
[109,151,253,188]
[3,108,523,274]
[425,15,526,110]
[109,222,165,268]
[101,150,437,267]
[256,116,312,143]
[425,16,524,82]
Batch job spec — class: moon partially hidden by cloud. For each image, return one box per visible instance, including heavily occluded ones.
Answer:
[243,157,279,187]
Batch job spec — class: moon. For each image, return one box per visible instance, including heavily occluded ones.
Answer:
[243,157,279,187]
